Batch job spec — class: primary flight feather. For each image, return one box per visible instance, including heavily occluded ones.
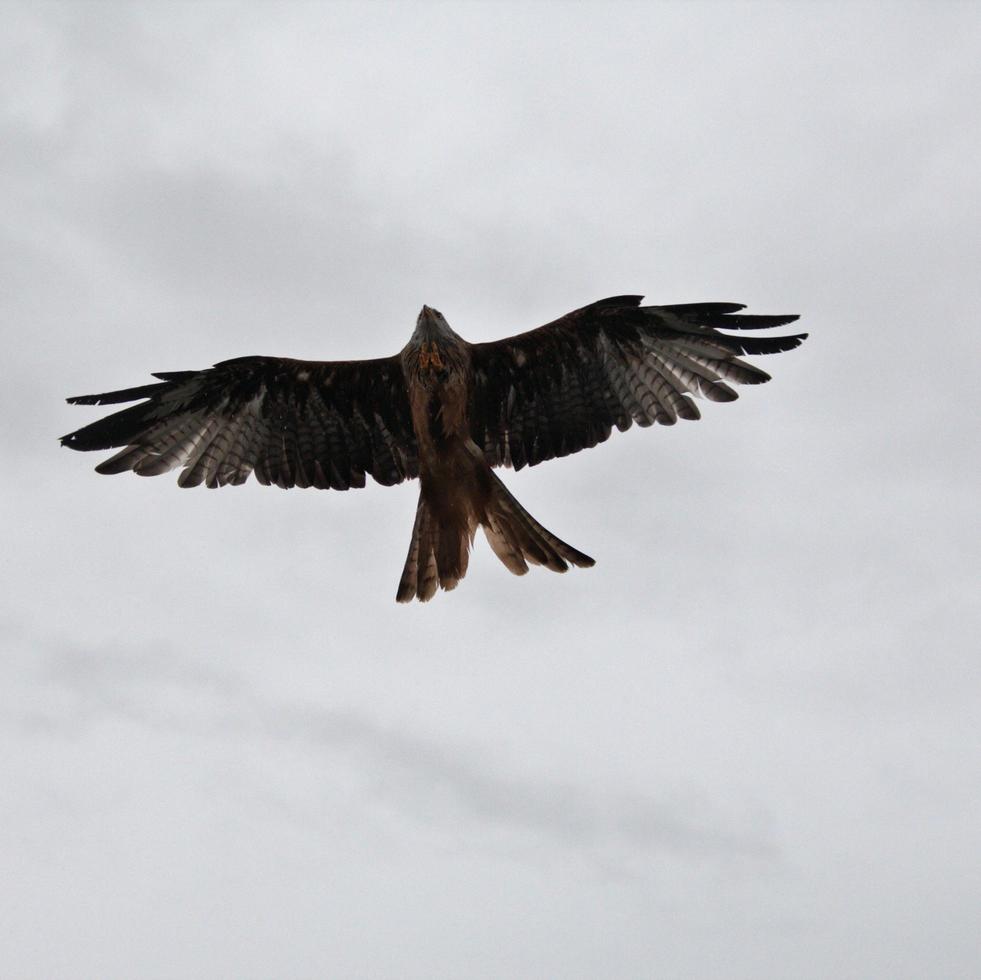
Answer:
[62,295,806,601]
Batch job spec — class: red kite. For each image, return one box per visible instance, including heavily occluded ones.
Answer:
[62,295,805,601]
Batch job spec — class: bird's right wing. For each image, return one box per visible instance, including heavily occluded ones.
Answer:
[469,295,806,470]
[61,355,418,489]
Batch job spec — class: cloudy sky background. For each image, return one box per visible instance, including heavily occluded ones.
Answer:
[2,2,979,977]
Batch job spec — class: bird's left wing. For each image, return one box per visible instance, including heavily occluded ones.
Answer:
[469,295,806,470]
[62,355,418,489]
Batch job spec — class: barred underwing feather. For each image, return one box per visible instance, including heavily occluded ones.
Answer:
[177,418,229,488]
[133,416,210,477]
[177,415,231,488]
[624,356,667,424]
[649,345,739,402]
[214,408,259,485]
[645,358,702,421]
[200,417,244,488]
[226,406,266,485]
[600,339,647,425]
[672,344,771,386]
[93,445,150,475]
[636,359,680,424]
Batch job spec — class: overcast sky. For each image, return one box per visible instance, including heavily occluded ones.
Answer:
[2,2,979,978]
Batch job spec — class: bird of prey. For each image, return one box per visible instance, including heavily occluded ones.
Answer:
[62,295,805,602]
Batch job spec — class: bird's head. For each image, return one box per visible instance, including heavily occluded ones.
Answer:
[412,305,458,344]
[406,306,466,386]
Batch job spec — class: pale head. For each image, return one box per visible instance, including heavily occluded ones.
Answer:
[411,305,462,345]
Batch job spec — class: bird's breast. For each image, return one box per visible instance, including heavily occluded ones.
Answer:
[408,379,470,457]
[402,337,474,462]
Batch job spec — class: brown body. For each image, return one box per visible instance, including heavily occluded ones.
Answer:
[396,307,592,601]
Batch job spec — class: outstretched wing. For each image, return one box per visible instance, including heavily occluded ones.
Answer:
[61,355,418,490]
[469,296,806,470]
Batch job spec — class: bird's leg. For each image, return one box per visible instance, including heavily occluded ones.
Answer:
[418,342,445,372]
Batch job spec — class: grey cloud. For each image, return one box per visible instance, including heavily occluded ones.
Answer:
[19,630,774,866]
[243,699,776,863]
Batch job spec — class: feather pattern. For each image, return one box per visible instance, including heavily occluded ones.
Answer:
[61,355,419,490]
[469,296,806,469]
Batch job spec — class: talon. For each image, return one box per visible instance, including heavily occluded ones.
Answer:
[419,342,443,372]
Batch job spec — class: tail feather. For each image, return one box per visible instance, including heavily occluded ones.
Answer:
[396,493,474,603]
[482,470,594,575]
[397,497,434,602]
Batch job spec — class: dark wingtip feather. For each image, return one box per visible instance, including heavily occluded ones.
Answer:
[661,302,747,315]
[66,380,172,406]
[714,331,807,356]
[63,374,186,450]
[60,428,99,450]
[60,427,104,451]
[60,398,160,452]
[751,331,807,352]
[722,313,800,330]
[656,303,801,332]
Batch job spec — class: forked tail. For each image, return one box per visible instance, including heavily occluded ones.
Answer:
[396,467,594,603]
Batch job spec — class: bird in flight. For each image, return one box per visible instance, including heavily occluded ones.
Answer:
[62,295,805,602]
